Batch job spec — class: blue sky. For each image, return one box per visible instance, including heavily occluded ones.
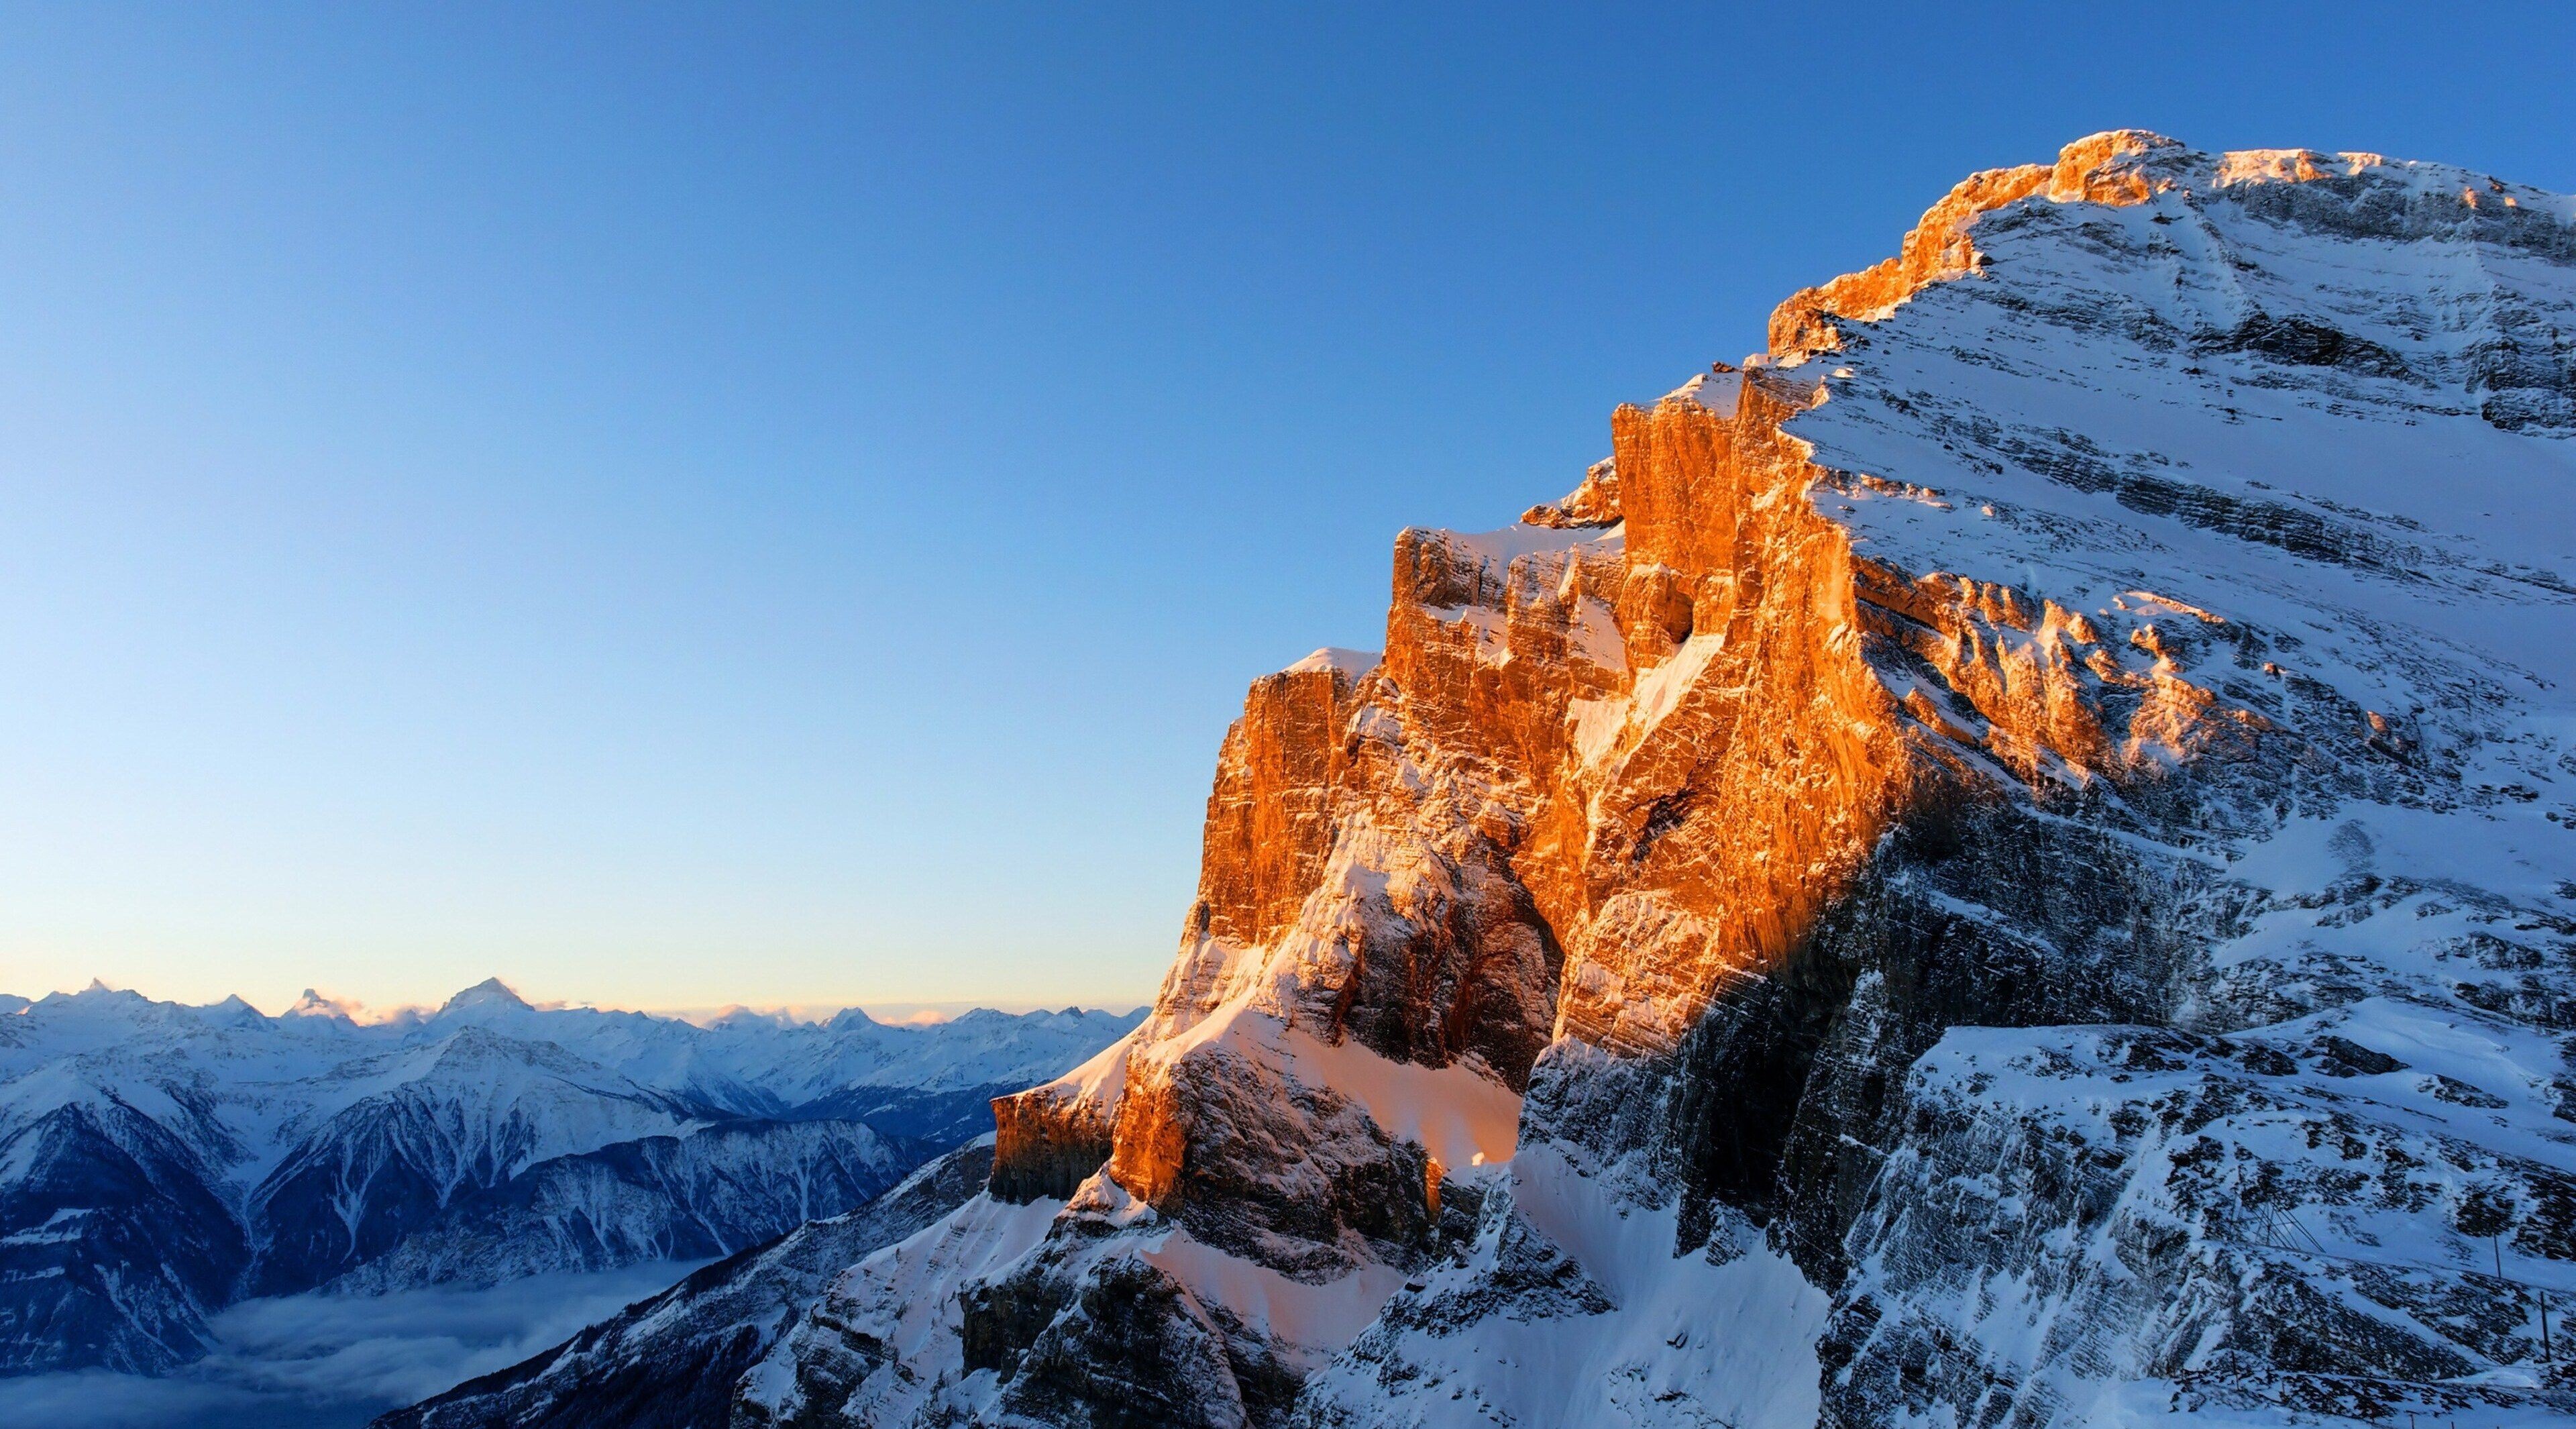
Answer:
[3,2,2572,1016]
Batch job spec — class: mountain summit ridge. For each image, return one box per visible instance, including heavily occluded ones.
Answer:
[733,133,2576,1428]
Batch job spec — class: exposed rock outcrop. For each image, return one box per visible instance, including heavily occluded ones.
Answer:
[773,132,2576,1428]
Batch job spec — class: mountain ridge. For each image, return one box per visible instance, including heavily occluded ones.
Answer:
[0,978,1140,1377]
[731,131,2576,1428]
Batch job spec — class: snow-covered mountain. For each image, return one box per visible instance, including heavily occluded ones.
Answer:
[0,978,1140,1377]
[376,1140,993,1429]
[714,134,2576,1428]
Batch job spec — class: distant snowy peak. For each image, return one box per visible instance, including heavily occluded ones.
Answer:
[282,987,360,1023]
[435,975,534,1016]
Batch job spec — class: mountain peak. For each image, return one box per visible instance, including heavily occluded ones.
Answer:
[198,994,270,1030]
[284,988,357,1020]
[1768,129,2576,368]
[54,979,144,1006]
[439,977,531,1015]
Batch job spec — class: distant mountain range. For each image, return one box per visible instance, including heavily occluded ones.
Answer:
[0,977,1139,1377]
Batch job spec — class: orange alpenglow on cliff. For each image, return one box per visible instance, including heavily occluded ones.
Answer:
[733,133,2576,1429]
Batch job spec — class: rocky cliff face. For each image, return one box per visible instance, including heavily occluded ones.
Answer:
[755,134,2576,1428]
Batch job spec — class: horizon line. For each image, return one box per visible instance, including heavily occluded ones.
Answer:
[4,975,1153,1028]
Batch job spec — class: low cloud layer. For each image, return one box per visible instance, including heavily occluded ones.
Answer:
[0,1261,707,1429]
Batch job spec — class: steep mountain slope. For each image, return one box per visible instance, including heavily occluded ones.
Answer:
[321,1116,922,1294]
[751,134,2576,1428]
[244,1028,716,1295]
[0,1094,250,1375]
[374,1141,992,1429]
[0,981,1140,1377]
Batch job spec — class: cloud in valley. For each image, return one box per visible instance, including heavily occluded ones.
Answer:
[0,1261,706,1429]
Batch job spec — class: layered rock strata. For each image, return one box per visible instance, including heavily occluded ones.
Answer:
[765,133,2576,1428]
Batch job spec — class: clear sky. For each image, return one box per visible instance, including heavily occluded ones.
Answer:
[3,1,2573,1016]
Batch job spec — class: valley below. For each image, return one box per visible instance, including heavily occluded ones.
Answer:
[0,1259,714,1429]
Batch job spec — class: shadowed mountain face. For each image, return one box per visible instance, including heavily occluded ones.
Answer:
[0,1098,252,1376]
[0,982,1140,1376]
[372,1140,994,1429]
[713,135,2576,1429]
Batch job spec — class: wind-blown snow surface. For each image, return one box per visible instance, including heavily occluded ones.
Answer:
[0,979,1140,1380]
